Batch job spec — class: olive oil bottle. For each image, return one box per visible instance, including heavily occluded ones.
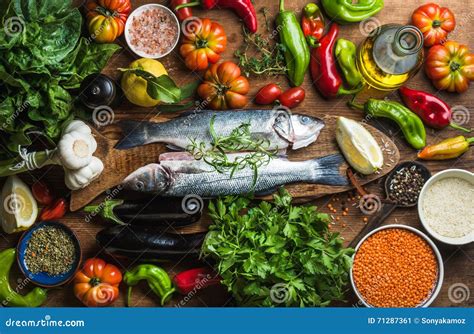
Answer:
[357,24,424,91]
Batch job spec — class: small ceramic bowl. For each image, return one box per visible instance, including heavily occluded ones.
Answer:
[124,4,180,59]
[17,221,82,288]
[350,224,444,308]
[418,169,474,245]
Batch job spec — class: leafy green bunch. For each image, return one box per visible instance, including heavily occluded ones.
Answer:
[202,189,354,307]
[0,0,120,155]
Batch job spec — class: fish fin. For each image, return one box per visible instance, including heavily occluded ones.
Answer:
[312,154,349,186]
[159,152,195,161]
[254,188,278,196]
[114,120,158,150]
[166,144,183,151]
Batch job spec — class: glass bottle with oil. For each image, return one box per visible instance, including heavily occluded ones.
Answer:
[357,24,424,91]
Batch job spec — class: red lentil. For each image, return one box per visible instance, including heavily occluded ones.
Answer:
[352,228,438,307]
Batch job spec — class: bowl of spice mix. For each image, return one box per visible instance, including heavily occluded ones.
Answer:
[418,169,473,245]
[350,225,443,307]
[17,221,81,287]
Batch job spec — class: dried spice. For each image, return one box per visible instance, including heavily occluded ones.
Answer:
[387,165,425,206]
[25,226,76,276]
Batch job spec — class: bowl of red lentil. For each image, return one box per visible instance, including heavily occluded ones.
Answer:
[125,4,180,59]
[350,225,443,308]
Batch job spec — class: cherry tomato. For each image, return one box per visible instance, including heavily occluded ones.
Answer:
[279,87,305,108]
[254,84,282,105]
[32,181,53,205]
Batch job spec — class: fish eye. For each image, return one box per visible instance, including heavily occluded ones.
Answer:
[299,116,311,125]
[135,181,144,190]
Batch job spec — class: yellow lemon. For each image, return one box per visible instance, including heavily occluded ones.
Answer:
[336,117,384,175]
[1,176,38,234]
[121,58,168,107]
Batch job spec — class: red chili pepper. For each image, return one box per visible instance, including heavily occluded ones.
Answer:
[170,0,193,21]
[301,3,325,48]
[279,87,305,108]
[175,0,257,33]
[399,86,471,132]
[310,23,361,98]
[40,198,67,221]
[173,267,221,295]
[31,181,53,206]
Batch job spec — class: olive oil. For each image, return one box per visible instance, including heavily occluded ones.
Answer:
[357,24,424,91]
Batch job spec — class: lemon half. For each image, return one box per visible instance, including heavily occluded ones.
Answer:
[336,117,384,175]
[1,176,38,234]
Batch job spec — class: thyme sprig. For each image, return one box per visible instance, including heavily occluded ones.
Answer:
[187,116,277,185]
[234,9,287,77]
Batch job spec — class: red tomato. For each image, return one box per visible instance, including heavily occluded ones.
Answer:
[279,87,305,108]
[32,181,53,205]
[254,84,282,105]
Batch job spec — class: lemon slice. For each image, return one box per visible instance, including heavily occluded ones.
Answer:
[1,176,38,234]
[336,117,384,175]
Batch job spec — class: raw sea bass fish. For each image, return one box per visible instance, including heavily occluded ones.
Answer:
[115,109,325,151]
[122,152,348,197]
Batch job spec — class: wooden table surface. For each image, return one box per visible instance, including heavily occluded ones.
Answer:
[1,0,472,307]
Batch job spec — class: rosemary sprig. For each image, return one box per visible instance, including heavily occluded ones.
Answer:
[187,116,277,185]
[234,12,287,78]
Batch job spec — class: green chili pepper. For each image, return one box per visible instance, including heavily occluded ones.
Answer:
[349,99,426,149]
[124,264,175,306]
[335,38,362,88]
[321,0,384,24]
[277,0,310,87]
[0,248,47,307]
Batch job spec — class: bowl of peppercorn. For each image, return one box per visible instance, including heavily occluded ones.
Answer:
[17,221,82,288]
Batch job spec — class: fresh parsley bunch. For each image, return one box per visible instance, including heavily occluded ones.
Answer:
[202,189,354,307]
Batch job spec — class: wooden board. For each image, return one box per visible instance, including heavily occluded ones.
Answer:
[0,0,471,308]
[70,115,400,211]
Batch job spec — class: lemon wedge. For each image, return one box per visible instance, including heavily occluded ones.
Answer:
[1,176,38,234]
[336,117,384,175]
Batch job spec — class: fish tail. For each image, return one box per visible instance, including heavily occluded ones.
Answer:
[114,120,159,150]
[311,154,349,186]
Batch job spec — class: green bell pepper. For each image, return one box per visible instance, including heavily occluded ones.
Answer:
[349,99,426,149]
[321,0,384,24]
[335,38,362,88]
[277,0,310,87]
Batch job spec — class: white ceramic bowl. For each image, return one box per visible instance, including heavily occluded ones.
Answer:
[418,169,474,246]
[350,224,444,308]
[124,4,180,59]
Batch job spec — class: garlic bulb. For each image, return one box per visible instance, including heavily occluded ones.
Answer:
[58,121,97,170]
[64,157,104,190]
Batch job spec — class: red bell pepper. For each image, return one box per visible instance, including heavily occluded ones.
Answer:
[173,267,221,295]
[170,0,193,21]
[40,198,67,221]
[310,23,361,98]
[301,3,325,47]
[399,86,471,132]
[175,0,257,33]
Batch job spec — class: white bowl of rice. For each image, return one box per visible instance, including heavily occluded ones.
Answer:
[418,169,474,245]
[125,4,180,59]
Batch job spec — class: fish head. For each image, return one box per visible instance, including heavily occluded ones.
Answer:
[273,112,324,150]
[122,164,170,193]
[290,114,325,149]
